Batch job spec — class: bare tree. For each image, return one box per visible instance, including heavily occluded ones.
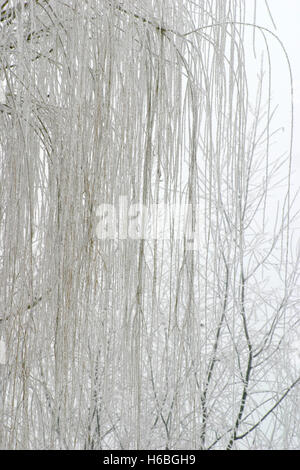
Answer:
[0,0,299,449]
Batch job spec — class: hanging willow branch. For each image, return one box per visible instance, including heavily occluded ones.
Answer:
[0,0,299,450]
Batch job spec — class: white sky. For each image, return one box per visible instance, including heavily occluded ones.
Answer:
[258,0,300,183]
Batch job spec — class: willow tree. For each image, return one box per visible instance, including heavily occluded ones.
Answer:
[0,0,299,450]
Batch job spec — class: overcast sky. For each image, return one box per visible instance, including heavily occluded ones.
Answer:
[259,0,300,178]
